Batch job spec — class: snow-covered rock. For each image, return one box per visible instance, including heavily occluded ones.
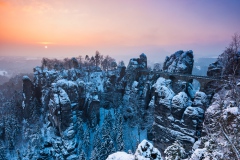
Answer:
[207,61,222,77]
[182,106,204,130]
[153,77,207,154]
[192,91,207,109]
[135,140,162,160]
[171,92,190,119]
[163,50,194,74]
[127,53,147,70]
[107,140,162,160]
[106,152,134,160]
[18,52,213,160]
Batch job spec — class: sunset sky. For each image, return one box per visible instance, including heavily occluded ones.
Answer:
[0,0,240,62]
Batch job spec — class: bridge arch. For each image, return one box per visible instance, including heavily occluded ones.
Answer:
[187,79,201,99]
[169,75,176,82]
[137,70,225,92]
[191,79,201,91]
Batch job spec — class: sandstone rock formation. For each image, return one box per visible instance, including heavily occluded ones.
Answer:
[163,50,194,74]
[152,76,207,155]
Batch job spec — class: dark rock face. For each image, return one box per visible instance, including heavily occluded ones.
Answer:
[87,100,100,128]
[163,50,194,74]
[48,86,72,132]
[207,61,222,77]
[22,75,34,119]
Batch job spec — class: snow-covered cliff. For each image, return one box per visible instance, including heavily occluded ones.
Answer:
[2,49,234,159]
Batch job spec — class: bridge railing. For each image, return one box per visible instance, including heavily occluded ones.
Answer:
[126,69,231,82]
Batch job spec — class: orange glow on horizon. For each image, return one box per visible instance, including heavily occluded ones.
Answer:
[0,0,239,59]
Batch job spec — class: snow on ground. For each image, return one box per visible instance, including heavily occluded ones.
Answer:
[56,79,78,88]
[106,152,134,160]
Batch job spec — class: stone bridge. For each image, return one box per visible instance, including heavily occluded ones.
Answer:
[135,70,228,90]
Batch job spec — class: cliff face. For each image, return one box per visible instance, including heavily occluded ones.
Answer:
[152,51,208,155]
[20,53,154,159]
[189,52,240,160]
[152,77,207,155]
[19,51,209,159]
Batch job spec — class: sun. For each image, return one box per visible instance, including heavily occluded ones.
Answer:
[45,46,48,49]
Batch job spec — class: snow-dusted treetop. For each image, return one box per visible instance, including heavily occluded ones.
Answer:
[107,139,162,160]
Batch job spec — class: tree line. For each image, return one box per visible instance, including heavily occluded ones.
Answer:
[41,51,125,71]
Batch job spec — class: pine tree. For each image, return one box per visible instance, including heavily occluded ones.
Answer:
[102,111,112,139]
[164,140,186,160]
[90,148,98,160]
[0,141,7,160]
[93,125,101,149]
[16,149,22,160]
[83,127,90,153]
[4,115,19,150]
[113,110,120,139]
[91,125,102,160]
[116,116,124,151]
[77,117,84,140]
[23,144,34,160]
[99,135,116,160]
[79,150,86,160]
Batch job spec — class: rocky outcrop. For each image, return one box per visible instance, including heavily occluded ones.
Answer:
[22,75,35,119]
[207,49,240,77]
[152,51,206,155]
[207,61,222,77]
[152,77,207,155]
[127,53,147,70]
[163,50,194,74]
[171,92,191,120]
[135,139,162,160]
[189,81,240,159]
[19,51,210,159]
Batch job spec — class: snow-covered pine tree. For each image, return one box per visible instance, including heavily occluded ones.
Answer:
[83,127,90,154]
[113,110,120,139]
[16,149,22,160]
[93,125,101,149]
[79,150,86,160]
[24,144,34,160]
[90,148,98,160]
[99,135,116,160]
[164,140,186,160]
[0,141,7,160]
[101,111,112,139]
[4,115,19,150]
[91,125,101,160]
[116,116,124,151]
[77,116,84,140]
